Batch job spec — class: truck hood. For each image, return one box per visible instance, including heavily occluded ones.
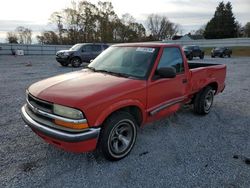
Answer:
[28,69,145,108]
[56,50,75,55]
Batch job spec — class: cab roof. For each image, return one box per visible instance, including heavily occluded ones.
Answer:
[112,42,181,48]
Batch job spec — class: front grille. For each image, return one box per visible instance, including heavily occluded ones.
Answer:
[27,94,53,113]
[26,93,83,133]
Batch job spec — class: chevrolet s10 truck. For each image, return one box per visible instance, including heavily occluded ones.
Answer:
[21,43,226,161]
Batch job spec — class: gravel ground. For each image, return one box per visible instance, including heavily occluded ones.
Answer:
[0,55,250,188]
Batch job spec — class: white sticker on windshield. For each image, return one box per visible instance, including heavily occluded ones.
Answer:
[136,47,155,53]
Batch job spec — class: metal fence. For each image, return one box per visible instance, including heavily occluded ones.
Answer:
[162,38,250,47]
[0,44,72,55]
[0,38,249,55]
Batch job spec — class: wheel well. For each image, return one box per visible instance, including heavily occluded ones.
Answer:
[70,56,81,62]
[106,106,143,127]
[207,82,218,93]
[190,82,218,104]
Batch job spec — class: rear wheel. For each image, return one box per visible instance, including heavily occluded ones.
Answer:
[71,57,82,67]
[98,111,137,161]
[200,54,204,59]
[194,86,214,115]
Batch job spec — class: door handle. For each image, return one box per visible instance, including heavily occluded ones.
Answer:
[182,79,188,84]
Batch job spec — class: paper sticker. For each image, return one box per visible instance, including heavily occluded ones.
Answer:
[136,47,155,53]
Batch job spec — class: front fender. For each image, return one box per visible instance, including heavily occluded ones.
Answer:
[93,99,146,127]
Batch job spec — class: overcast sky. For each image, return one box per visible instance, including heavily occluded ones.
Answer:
[0,0,249,43]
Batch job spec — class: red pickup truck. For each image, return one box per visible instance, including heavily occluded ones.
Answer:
[21,43,226,161]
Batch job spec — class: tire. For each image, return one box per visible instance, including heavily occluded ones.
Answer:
[200,54,204,59]
[211,55,215,58]
[60,62,68,67]
[188,54,193,60]
[194,86,214,115]
[71,57,81,67]
[220,53,225,58]
[98,111,137,161]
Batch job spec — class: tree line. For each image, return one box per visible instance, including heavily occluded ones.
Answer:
[6,1,250,44]
[35,1,179,45]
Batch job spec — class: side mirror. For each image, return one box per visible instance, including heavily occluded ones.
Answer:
[90,59,94,63]
[156,67,176,78]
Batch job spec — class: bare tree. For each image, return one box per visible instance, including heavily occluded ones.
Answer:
[6,32,18,43]
[147,14,179,40]
[16,26,32,44]
[194,25,206,35]
[37,31,59,44]
[244,22,250,37]
[50,11,65,44]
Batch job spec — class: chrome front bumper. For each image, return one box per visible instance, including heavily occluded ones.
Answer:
[21,105,100,142]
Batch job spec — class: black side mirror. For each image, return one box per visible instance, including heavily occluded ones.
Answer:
[156,67,176,78]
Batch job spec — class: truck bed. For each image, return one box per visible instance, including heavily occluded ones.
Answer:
[188,62,226,95]
[188,62,221,69]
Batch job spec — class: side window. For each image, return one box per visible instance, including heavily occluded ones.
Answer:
[103,45,109,50]
[82,45,92,52]
[157,47,184,74]
[92,45,102,52]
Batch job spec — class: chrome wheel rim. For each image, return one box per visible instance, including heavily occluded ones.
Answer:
[108,120,135,156]
[204,90,213,112]
[72,59,80,66]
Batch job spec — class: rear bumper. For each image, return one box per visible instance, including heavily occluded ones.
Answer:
[21,105,100,152]
[211,52,222,56]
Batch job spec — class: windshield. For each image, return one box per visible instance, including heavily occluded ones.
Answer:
[87,46,159,79]
[215,47,223,50]
[70,44,82,51]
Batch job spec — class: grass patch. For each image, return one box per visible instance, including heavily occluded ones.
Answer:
[203,46,250,57]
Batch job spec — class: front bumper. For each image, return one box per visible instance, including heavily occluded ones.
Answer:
[21,105,101,152]
[56,56,70,63]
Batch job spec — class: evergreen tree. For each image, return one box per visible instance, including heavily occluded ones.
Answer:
[204,1,238,39]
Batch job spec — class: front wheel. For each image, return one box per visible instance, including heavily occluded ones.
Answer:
[71,57,82,67]
[98,111,137,161]
[194,86,214,115]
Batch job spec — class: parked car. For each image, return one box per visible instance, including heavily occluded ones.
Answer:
[183,45,205,60]
[211,47,232,58]
[21,43,226,161]
[56,43,109,67]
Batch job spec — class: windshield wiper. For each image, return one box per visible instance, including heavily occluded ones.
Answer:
[86,66,96,72]
[95,69,130,78]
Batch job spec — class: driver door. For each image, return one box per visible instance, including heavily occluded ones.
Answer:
[147,47,188,122]
[81,45,92,62]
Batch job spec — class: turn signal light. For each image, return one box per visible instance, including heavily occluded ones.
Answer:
[54,119,89,130]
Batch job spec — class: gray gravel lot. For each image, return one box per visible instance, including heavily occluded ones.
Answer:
[0,55,250,188]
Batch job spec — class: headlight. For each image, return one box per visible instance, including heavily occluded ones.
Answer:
[53,104,84,119]
[63,52,71,56]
